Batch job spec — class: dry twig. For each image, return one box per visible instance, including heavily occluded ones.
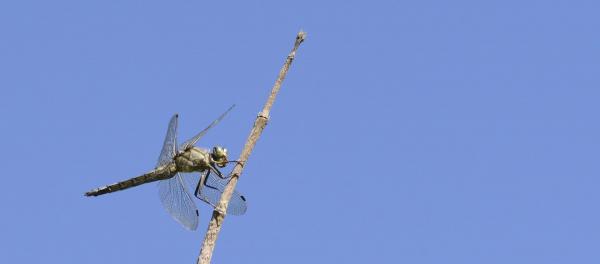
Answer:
[197,31,306,264]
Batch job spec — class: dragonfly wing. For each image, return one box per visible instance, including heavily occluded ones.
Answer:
[180,105,235,150]
[158,173,199,230]
[192,172,247,216]
[157,114,179,167]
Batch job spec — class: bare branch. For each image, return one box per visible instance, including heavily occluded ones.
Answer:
[197,30,307,264]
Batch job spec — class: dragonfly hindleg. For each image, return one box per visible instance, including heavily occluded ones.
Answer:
[194,170,221,208]
[195,171,216,197]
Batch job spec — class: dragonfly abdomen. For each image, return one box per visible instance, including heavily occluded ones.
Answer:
[85,164,176,197]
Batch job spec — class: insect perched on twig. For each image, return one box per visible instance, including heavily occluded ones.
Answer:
[85,105,247,230]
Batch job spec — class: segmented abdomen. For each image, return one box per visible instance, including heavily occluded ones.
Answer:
[85,164,176,196]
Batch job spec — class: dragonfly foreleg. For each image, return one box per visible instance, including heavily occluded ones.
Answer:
[226,160,244,167]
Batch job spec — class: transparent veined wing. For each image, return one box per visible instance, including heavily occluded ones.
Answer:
[156,114,198,230]
[158,173,199,230]
[180,105,235,151]
[157,114,179,167]
[187,172,247,216]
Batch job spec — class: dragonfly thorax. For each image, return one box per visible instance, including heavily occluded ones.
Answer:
[174,146,212,173]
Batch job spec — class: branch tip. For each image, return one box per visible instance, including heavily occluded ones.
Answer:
[197,31,305,264]
[295,31,306,46]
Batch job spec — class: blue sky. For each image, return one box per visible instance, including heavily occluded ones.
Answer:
[1,0,599,263]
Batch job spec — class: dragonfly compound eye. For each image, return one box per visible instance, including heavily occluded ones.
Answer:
[211,146,228,167]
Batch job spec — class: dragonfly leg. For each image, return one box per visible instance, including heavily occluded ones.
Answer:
[193,171,221,210]
[210,165,231,179]
[194,170,208,198]
[195,170,219,198]
[195,169,227,215]
[227,160,244,167]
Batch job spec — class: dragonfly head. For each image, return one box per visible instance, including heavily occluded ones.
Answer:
[211,146,228,168]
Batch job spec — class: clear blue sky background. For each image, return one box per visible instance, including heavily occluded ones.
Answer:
[1,0,598,263]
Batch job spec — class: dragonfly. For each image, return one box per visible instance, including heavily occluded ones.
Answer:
[85,105,247,230]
